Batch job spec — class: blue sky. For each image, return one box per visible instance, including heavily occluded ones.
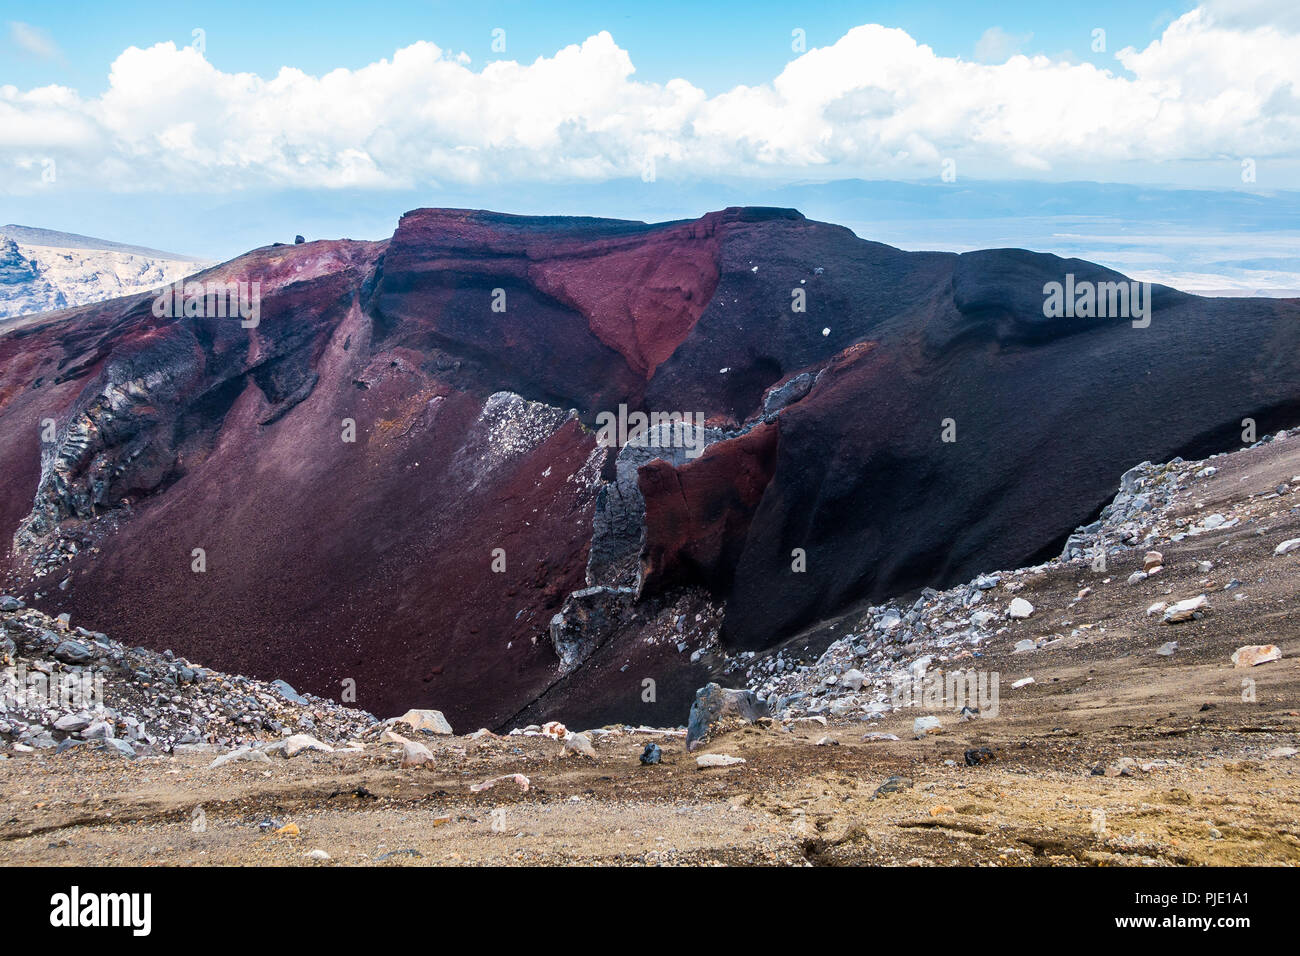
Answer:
[6,0,1191,95]
[3,1,1298,292]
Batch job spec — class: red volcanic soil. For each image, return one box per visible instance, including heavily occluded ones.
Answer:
[3,210,1300,729]
[638,420,779,596]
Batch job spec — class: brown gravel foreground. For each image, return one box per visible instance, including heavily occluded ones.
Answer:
[2,440,1299,866]
[1,655,1296,866]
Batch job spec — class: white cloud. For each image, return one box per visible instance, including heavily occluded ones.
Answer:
[974,27,1033,63]
[8,21,59,59]
[2,5,1299,194]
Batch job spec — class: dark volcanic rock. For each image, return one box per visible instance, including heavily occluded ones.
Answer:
[685,682,770,751]
[3,206,1300,729]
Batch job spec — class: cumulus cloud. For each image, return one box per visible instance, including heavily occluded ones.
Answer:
[2,4,1298,194]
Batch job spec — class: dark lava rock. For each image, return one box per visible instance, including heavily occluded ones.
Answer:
[639,742,662,765]
[871,776,914,799]
[52,640,94,664]
[685,682,769,751]
[964,746,996,766]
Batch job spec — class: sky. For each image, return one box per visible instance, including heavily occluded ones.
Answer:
[2,0,1298,290]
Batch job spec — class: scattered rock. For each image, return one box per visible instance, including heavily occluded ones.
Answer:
[400,740,434,768]
[563,732,596,758]
[282,733,332,757]
[470,773,530,792]
[695,753,746,768]
[1231,644,1281,668]
[1006,598,1035,619]
[685,683,769,751]
[913,715,942,738]
[1274,538,1300,555]
[392,709,453,736]
[1163,595,1208,623]
[639,743,662,765]
[210,746,272,769]
[871,776,913,799]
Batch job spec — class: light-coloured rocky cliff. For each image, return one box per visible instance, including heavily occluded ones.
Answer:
[0,225,211,320]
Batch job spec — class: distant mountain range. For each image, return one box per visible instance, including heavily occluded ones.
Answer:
[0,225,211,320]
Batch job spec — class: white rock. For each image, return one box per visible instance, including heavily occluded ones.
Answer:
[307,849,332,862]
[1146,602,1168,616]
[696,753,746,768]
[563,732,596,758]
[400,740,434,768]
[1157,641,1178,656]
[54,712,93,732]
[913,715,942,738]
[1163,595,1208,623]
[282,733,332,757]
[1273,538,1300,556]
[840,668,865,691]
[210,746,272,769]
[391,709,453,735]
[1006,598,1035,619]
[1011,677,1035,689]
[1231,644,1281,668]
